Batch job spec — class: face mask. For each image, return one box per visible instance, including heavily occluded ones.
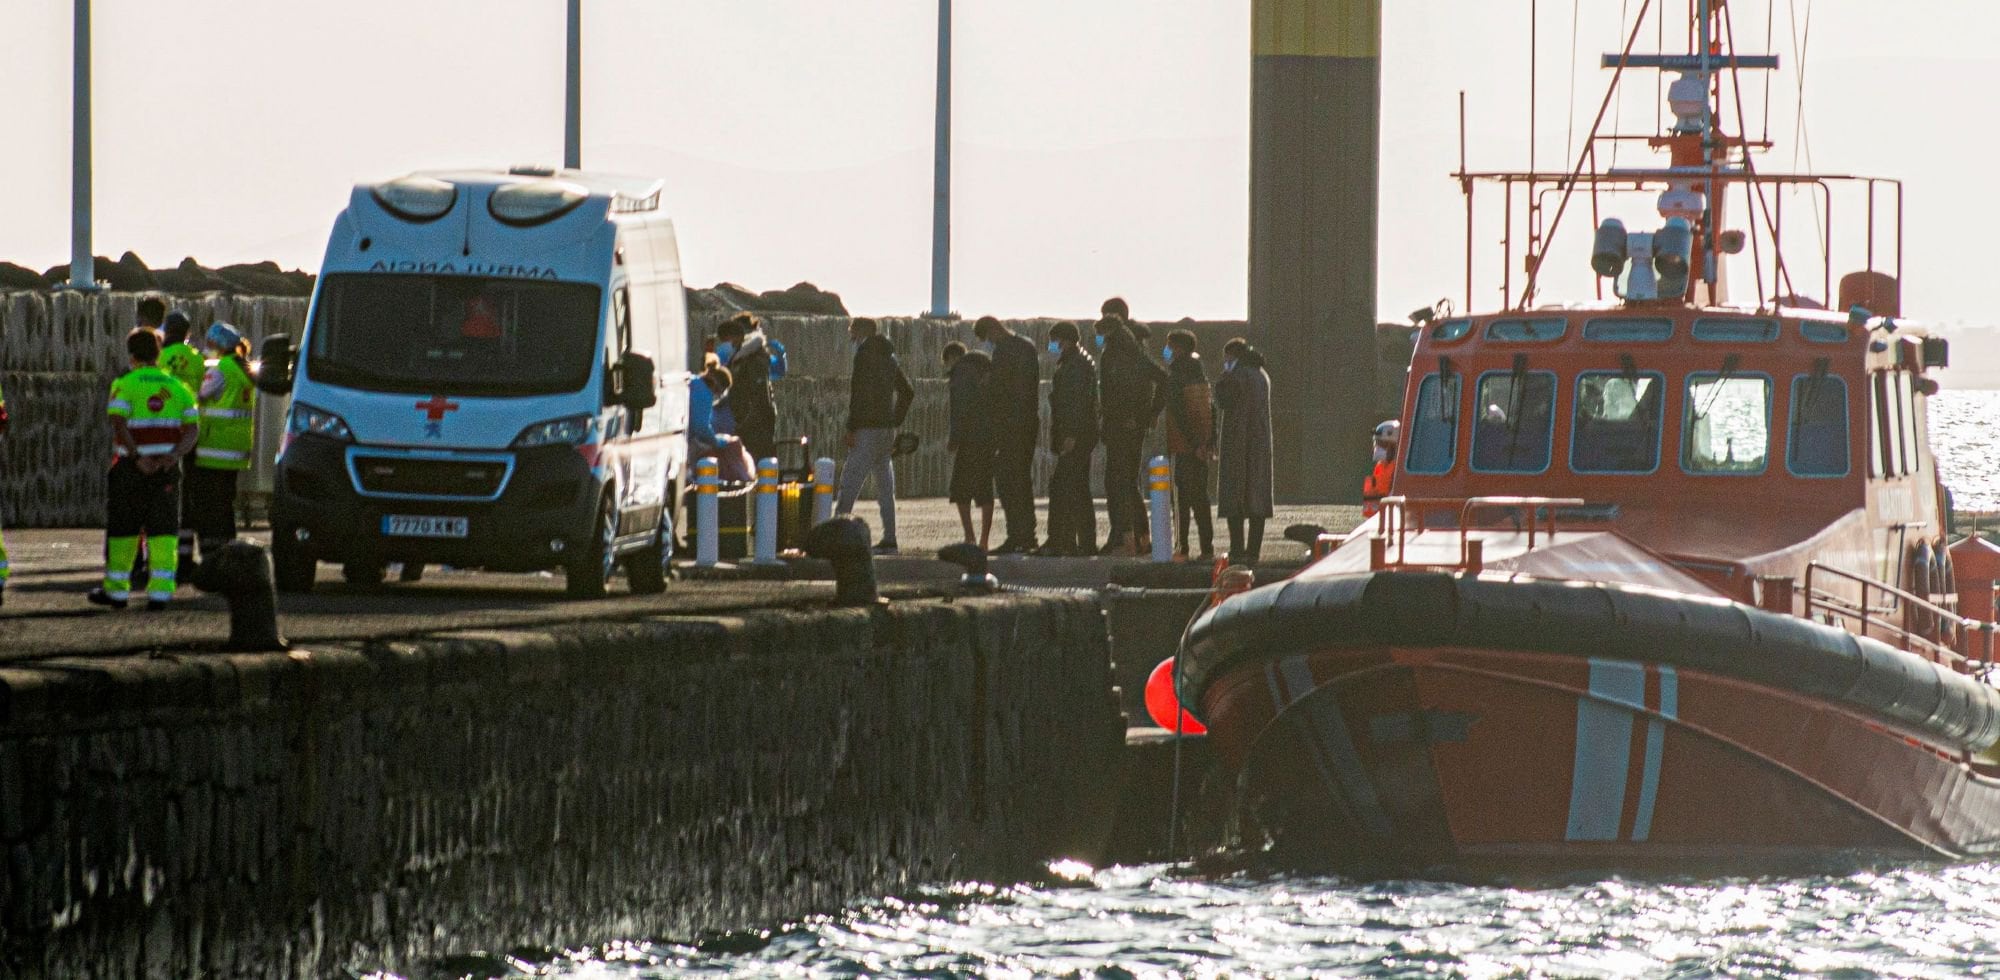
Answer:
[1373,445,1389,463]
[1223,358,1236,373]
[1162,347,1174,364]
[1093,334,1105,349]
[851,339,863,354]
[1046,340,1062,356]
[717,342,736,362]
[978,340,995,354]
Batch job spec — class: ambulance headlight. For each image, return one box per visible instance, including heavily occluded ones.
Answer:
[287,403,353,443]
[370,177,458,222]
[513,414,596,448]
[489,180,589,226]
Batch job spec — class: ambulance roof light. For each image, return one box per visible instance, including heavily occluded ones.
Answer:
[489,180,590,227]
[371,177,458,223]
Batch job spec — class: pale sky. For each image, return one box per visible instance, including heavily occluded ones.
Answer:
[1,1,1994,324]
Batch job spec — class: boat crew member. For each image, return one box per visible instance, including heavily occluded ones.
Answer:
[92,328,199,610]
[1363,420,1400,517]
[189,322,257,566]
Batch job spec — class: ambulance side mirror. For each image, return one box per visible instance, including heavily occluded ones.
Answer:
[620,352,658,411]
[255,334,295,395]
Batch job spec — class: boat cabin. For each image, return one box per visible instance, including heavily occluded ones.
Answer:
[1386,303,1951,601]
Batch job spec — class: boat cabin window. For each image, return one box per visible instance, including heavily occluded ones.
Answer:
[1896,369,1922,474]
[1571,371,1664,473]
[1406,372,1462,474]
[1800,321,1850,344]
[1431,318,1474,342]
[1881,371,1909,476]
[1484,317,1568,342]
[1682,373,1771,474]
[1471,371,1557,473]
[1786,374,1850,477]
[1583,317,1674,342]
[1870,372,1891,477]
[1691,318,1779,343]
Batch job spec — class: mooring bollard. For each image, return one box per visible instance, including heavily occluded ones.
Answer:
[753,456,781,565]
[1148,455,1174,563]
[195,540,287,651]
[806,516,883,606]
[695,457,719,567]
[812,456,837,526]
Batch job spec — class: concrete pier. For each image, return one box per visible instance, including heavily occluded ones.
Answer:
[0,587,1123,977]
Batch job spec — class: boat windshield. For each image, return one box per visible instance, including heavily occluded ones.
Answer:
[1572,372,1664,473]
[1682,373,1771,474]
[1406,372,1462,474]
[1471,371,1556,472]
[306,273,603,397]
[1787,373,1850,477]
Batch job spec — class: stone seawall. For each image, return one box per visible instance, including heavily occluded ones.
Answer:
[0,592,1123,978]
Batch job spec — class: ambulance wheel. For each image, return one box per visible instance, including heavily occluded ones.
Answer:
[627,509,674,595]
[272,531,315,594]
[566,495,617,599]
[342,559,386,589]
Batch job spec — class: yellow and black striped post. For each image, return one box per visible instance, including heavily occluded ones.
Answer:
[1249,0,1382,503]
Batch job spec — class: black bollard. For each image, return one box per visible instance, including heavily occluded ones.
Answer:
[805,516,884,607]
[195,540,288,651]
[936,542,999,594]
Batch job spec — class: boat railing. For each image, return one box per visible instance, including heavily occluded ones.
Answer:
[1803,561,1994,676]
[1371,496,1587,572]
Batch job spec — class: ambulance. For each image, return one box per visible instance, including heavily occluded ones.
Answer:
[259,167,689,597]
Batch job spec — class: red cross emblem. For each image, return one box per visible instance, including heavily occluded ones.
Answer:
[415,395,461,421]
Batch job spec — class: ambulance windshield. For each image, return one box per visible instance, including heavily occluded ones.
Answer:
[305,274,601,396]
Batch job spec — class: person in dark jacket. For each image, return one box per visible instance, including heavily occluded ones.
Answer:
[1215,338,1275,562]
[1040,321,1099,556]
[835,317,916,552]
[942,342,995,548]
[1094,298,1170,555]
[1162,329,1216,560]
[716,313,778,463]
[975,316,1041,554]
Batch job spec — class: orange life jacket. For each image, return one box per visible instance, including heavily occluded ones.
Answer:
[1362,459,1393,516]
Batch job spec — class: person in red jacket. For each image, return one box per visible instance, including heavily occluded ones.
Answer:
[1363,420,1399,517]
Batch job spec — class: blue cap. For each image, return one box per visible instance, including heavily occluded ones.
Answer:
[206,322,243,352]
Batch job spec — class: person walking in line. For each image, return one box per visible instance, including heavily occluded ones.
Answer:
[716,313,778,463]
[1363,419,1400,517]
[1094,300,1169,555]
[1215,338,1275,564]
[1162,329,1216,560]
[836,317,915,553]
[1040,321,1099,556]
[136,297,167,338]
[974,316,1041,554]
[187,323,257,568]
[943,341,996,549]
[91,328,199,610]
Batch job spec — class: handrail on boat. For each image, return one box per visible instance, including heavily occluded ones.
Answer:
[1803,561,1994,676]
[1370,496,1588,571]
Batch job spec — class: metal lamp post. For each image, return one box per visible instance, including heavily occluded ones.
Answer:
[929,0,951,318]
[68,0,97,291]
[564,0,581,169]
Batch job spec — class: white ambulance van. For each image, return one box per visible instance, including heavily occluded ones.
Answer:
[259,167,689,597]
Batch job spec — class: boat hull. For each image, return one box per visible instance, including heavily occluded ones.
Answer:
[1184,573,2000,874]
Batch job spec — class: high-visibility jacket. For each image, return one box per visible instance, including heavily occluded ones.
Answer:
[108,366,198,458]
[196,356,257,470]
[158,342,206,395]
[1361,459,1394,517]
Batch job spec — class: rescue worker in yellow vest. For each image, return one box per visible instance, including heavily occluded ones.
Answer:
[157,309,205,565]
[0,377,11,607]
[1362,419,1400,518]
[188,322,256,565]
[92,328,199,610]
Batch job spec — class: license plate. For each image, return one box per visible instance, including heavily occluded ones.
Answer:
[381,515,469,538]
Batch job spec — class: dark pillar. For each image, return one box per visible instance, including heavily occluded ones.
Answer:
[1249,0,1381,503]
